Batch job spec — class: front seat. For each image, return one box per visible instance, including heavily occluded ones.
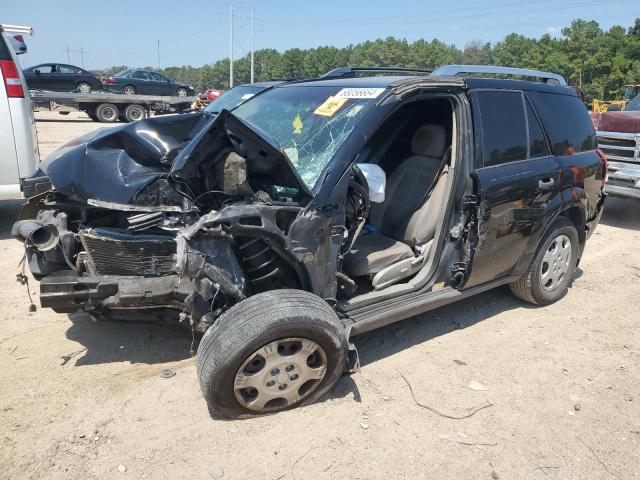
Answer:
[343,124,450,288]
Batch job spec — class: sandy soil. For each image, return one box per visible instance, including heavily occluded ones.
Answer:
[1,111,639,480]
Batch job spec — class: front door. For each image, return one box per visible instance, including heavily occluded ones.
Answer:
[149,72,173,95]
[465,89,560,288]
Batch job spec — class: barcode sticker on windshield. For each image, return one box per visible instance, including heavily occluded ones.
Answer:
[335,88,385,99]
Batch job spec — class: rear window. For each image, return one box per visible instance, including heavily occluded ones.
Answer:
[527,91,596,155]
[476,91,527,167]
[525,98,551,158]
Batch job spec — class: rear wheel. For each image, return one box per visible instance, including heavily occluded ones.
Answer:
[510,218,579,305]
[175,87,188,97]
[124,104,146,122]
[196,289,348,419]
[77,82,92,94]
[123,85,136,95]
[95,103,119,123]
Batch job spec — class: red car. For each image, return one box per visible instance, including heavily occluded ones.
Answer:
[200,88,225,102]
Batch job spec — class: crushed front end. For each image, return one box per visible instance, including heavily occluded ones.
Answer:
[12,109,342,331]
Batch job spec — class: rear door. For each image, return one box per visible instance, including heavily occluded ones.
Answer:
[149,71,172,95]
[465,89,561,288]
[528,91,603,226]
[58,64,79,90]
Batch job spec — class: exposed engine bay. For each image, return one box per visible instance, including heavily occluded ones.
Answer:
[13,110,369,332]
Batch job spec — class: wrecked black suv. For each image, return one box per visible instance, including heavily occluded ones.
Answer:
[13,65,606,418]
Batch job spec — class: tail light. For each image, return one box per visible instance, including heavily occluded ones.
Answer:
[0,59,25,98]
[94,73,101,80]
[14,34,24,43]
[596,148,608,187]
[102,76,116,84]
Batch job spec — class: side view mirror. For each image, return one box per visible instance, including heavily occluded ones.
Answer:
[357,163,386,204]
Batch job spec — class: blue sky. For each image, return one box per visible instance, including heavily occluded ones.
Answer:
[6,0,639,69]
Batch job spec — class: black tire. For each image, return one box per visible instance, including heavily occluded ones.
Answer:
[175,87,188,97]
[86,110,98,121]
[95,103,119,123]
[123,85,136,95]
[510,218,579,305]
[77,82,92,94]
[196,289,348,419]
[124,104,146,122]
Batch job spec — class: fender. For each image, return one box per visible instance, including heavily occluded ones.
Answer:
[511,190,564,278]
[511,188,588,277]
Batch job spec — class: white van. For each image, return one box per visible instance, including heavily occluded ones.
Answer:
[0,24,40,199]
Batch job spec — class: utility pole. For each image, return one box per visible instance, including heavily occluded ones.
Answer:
[250,7,255,83]
[157,40,161,70]
[229,3,234,87]
[70,48,88,68]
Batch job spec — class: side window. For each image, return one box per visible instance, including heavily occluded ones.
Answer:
[35,65,53,73]
[477,91,527,167]
[150,72,166,82]
[527,91,596,155]
[131,71,149,80]
[525,98,550,158]
[59,66,76,74]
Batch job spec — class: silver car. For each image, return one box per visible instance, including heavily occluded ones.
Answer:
[0,25,39,199]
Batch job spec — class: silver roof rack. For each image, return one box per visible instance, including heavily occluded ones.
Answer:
[0,24,35,36]
[431,65,567,86]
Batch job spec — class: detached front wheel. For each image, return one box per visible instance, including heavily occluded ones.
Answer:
[196,289,348,419]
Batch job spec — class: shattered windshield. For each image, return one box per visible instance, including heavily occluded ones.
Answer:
[205,85,266,114]
[233,85,382,189]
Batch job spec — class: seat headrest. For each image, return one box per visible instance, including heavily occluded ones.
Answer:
[411,125,446,158]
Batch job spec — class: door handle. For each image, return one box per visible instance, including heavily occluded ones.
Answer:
[538,178,555,189]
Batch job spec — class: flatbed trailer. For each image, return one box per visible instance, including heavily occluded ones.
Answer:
[29,90,197,123]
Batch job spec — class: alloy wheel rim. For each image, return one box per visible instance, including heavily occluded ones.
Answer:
[177,89,186,97]
[78,83,91,93]
[124,87,134,95]
[540,234,572,292]
[234,337,327,412]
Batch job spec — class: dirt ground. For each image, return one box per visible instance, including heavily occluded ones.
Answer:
[1,111,639,480]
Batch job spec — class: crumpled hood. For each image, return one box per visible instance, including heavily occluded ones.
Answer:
[591,110,640,133]
[43,112,211,205]
[42,110,310,208]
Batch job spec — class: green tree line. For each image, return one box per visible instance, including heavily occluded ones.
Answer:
[97,18,640,101]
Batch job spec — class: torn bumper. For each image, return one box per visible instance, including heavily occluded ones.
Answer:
[39,271,192,313]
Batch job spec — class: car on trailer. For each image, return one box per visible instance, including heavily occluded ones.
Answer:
[102,68,194,97]
[13,65,606,418]
[23,63,103,93]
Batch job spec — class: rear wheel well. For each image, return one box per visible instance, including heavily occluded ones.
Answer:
[560,206,586,247]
